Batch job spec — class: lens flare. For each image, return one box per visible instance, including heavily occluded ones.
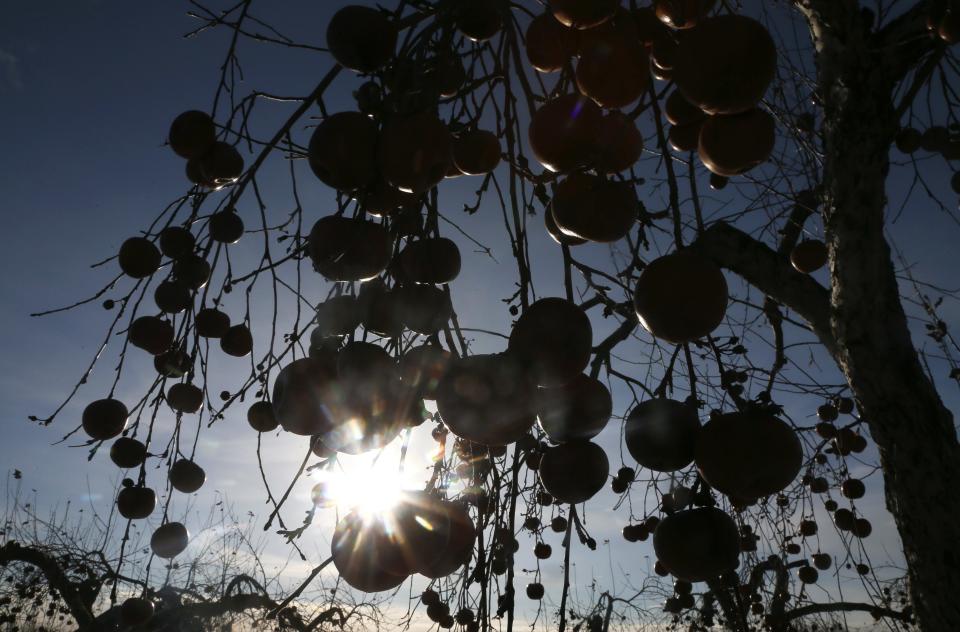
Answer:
[312,454,406,517]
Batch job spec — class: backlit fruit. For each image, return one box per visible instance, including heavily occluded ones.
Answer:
[315,295,362,338]
[159,226,195,259]
[921,126,950,152]
[617,466,636,482]
[167,383,204,414]
[836,397,854,415]
[545,204,587,246]
[698,109,776,176]
[798,566,818,584]
[939,11,960,43]
[110,437,147,469]
[386,492,452,575]
[709,174,728,190]
[321,342,404,454]
[436,353,537,446]
[669,122,701,152]
[665,89,705,126]
[186,158,214,187]
[209,210,244,244]
[625,398,700,471]
[129,316,174,355]
[379,111,452,194]
[82,399,128,441]
[332,511,409,591]
[436,56,466,98]
[154,348,192,378]
[400,345,452,400]
[453,130,501,175]
[528,94,602,172]
[419,500,476,578]
[790,240,828,274]
[327,6,397,73]
[653,507,740,582]
[397,284,452,335]
[551,0,619,29]
[169,459,206,493]
[197,141,244,186]
[817,403,839,422]
[808,476,829,494]
[538,440,609,503]
[173,254,211,290]
[834,508,855,531]
[853,518,873,538]
[118,237,161,279]
[655,0,715,29]
[895,127,922,153]
[534,542,552,559]
[673,15,776,115]
[272,357,338,436]
[576,14,649,109]
[309,216,392,282]
[457,0,503,41]
[551,172,637,243]
[536,374,612,443]
[650,58,672,81]
[611,477,628,494]
[816,422,837,439]
[220,324,253,357]
[358,279,404,337]
[168,111,216,159]
[151,522,190,559]
[359,180,417,218]
[195,308,230,338]
[398,237,462,285]
[526,12,578,72]
[695,411,803,500]
[799,519,818,537]
[650,36,678,71]
[594,111,643,174]
[311,436,335,459]
[308,112,378,192]
[427,603,451,623]
[813,553,831,570]
[120,597,154,626]
[841,478,866,499]
[421,589,441,606]
[117,486,156,520]
[633,251,728,344]
[247,400,278,432]
[154,280,192,314]
[634,7,668,42]
[834,427,857,455]
[509,297,592,387]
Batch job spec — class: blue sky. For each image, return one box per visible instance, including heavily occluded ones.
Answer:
[1,1,959,629]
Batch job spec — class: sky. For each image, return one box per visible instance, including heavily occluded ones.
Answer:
[1,1,959,630]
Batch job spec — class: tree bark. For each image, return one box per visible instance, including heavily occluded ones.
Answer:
[816,18,960,631]
[693,5,960,628]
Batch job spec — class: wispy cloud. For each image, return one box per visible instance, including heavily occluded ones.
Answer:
[0,49,23,93]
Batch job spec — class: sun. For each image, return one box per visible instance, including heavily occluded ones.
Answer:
[311,453,407,517]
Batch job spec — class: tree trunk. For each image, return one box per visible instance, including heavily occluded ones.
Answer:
[817,26,960,632]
